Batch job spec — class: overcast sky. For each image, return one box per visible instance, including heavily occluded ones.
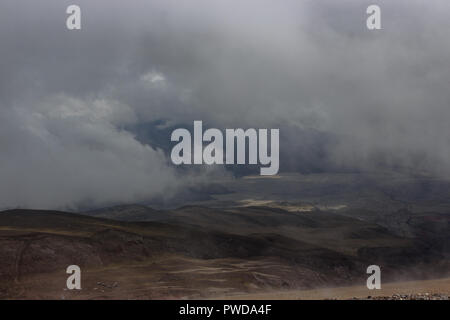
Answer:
[1,0,450,209]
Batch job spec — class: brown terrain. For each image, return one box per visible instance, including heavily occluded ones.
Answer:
[0,193,448,299]
[216,277,450,300]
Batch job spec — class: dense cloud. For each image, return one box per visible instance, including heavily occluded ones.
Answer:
[1,0,450,209]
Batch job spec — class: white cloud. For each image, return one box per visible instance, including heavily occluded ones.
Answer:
[0,95,183,210]
[141,71,167,87]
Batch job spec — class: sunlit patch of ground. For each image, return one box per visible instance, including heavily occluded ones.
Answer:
[237,199,315,212]
[237,199,347,212]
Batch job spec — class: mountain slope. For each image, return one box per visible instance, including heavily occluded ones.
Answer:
[0,207,448,299]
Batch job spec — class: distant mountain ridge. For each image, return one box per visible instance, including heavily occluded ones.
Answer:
[85,204,167,222]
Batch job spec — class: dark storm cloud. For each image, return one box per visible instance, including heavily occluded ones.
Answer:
[0,0,450,209]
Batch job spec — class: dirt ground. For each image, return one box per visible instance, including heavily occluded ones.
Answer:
[215,277,450,300]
